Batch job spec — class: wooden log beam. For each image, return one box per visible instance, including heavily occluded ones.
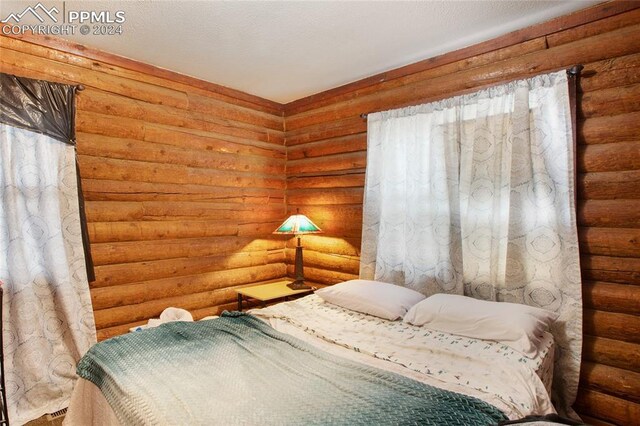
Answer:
[287,265,357,285]
[288,204,363,222]
[580,52,640,92]
[574,388,640,426]
[582,270,640,286]
[77,109,144,140]
[77,105,282,146]
[580,110,640,144]
[95,288,238,332]
[580,82,640,119]
[581,255,640,285]
[77,133,285,176]
[584,309,640,344]
[287,152,367,176]
[96,277,295,341]
[287,134,367,160]
[299,221,362,239]
[283,209,363,239]
[287,235,361,257]
[578,227,640,258]
[91,236,284,266]
[580,361,640,403]
[96,300,241,341]
[287,173,366,190]
[87,220,281,243]
[82,179,284,204]
[78,155,285,190]
[287,188,364,206]
[85,200,284,223]
[97,321,147,341]
[88,220,234,243]
[578,140,640,173]
[582,335,640,373]
[77,89,284,138]
[578,170,640,200]
[0,61,62,84]
[583,281,640,314]
[143,124,285,158]
[92,263,286,328]
[285,117,365,146]
[187,92,283,131]
[93,285,236,326]
[546,7,640,48]
[92,249,285,291]
[285,248,360,275]
[190,301,238,321]
[578,199,640,228]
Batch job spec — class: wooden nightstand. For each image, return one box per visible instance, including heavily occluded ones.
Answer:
[235,280,315,311]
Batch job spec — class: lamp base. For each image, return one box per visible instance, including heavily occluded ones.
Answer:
[287,280,312,290]
[289,240,311,290]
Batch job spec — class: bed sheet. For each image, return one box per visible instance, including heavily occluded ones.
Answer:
[252,294,555,420]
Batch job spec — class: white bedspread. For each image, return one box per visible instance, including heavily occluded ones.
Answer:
[253,295,555,420]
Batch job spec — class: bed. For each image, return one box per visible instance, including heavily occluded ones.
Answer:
[64,290,556,426]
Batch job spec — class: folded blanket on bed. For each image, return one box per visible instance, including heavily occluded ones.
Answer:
[77,312,508,426]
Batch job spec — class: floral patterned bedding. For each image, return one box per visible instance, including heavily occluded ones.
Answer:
[253,294,555,420]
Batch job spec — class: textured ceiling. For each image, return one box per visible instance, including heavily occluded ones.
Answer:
[2,1,601,103]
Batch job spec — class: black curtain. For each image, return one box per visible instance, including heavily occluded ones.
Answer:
[0,73,95,282]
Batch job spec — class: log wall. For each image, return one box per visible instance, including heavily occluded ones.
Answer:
[283,3,640,424]
[0,33,288,341]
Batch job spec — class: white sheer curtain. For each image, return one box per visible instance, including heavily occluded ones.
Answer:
[0,123,97,425]
[361,103,463,295]
[361,70,581,415]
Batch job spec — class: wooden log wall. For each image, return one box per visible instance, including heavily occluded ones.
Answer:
[283,3,640,424]
[0,33,288,341]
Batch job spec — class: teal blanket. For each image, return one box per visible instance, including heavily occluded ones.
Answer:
[77,313,507,425]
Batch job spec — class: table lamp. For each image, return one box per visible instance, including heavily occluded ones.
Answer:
[273,209,322,289]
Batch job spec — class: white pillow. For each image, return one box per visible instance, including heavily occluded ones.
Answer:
[315,279,425,320]
[403,293,558,357]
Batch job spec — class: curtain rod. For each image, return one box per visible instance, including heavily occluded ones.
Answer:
[566,64,584,76]
[359,64,584,120]
[75,84,85,92]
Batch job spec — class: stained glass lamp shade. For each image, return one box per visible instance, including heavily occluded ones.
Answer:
[273,210,322,289]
